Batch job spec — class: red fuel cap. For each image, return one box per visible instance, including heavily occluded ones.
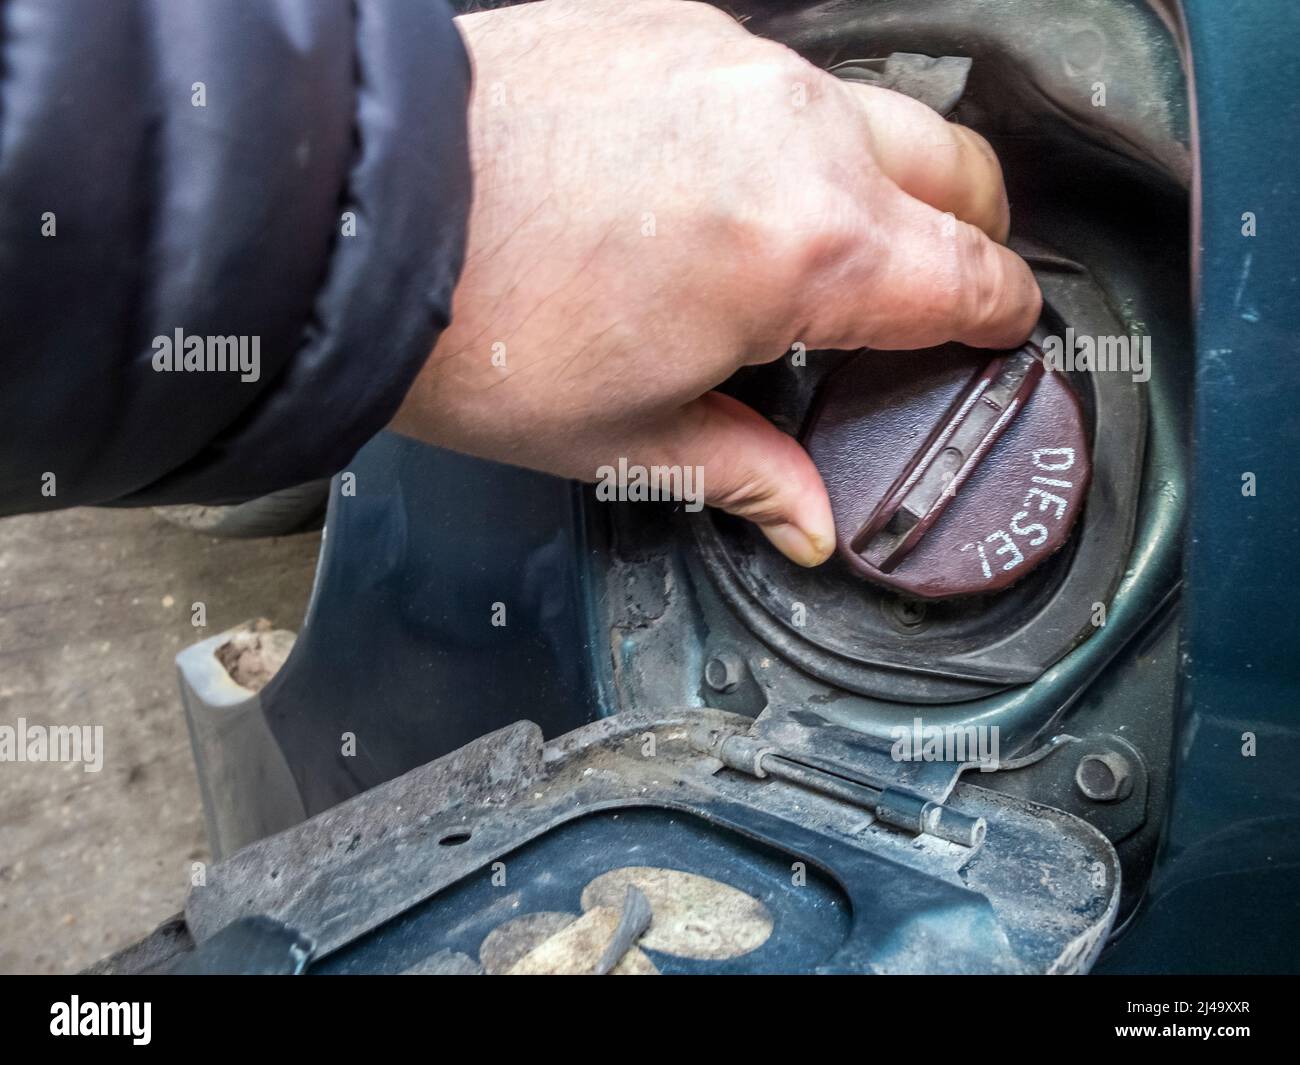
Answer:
[804,340,1091,600]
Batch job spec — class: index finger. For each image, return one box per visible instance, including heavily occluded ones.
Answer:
[808,177,1041,351]
[840,81,1012,243]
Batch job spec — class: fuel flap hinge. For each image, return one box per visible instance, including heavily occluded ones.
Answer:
[690,728,986,848]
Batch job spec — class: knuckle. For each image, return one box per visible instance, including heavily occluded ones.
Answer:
[968,241,1005,331]
[740,190,861,288]
[709,473,784,522]
[925,221,969,323]
[733,50,816,106]
[941,221,1000,332]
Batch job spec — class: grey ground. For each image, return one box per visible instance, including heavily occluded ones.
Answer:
[0,507,320,974]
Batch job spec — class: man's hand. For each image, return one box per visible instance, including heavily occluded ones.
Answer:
[392,0,1040,565]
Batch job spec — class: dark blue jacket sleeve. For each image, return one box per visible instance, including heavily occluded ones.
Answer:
[0,0,471,512]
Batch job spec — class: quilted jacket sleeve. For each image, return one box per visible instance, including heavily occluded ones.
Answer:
[0,0,472,512]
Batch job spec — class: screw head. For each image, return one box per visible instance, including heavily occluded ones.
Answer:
[883,595,928,632]
[704,652,744,694]
[1075,751,1134,802]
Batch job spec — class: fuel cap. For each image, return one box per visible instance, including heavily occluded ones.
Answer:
[803,338,1091,600]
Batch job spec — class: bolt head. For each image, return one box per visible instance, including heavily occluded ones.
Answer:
[1075,751,1134,802]
[704,653,744,694]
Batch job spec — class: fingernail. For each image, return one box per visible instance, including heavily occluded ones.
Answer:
[762,521,835,567]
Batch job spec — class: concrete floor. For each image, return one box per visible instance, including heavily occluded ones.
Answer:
[0,507,320,974]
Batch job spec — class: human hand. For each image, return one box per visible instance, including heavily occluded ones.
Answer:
[392,0,1040,565]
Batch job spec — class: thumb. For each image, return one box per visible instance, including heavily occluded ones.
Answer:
[621,392,836,567]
